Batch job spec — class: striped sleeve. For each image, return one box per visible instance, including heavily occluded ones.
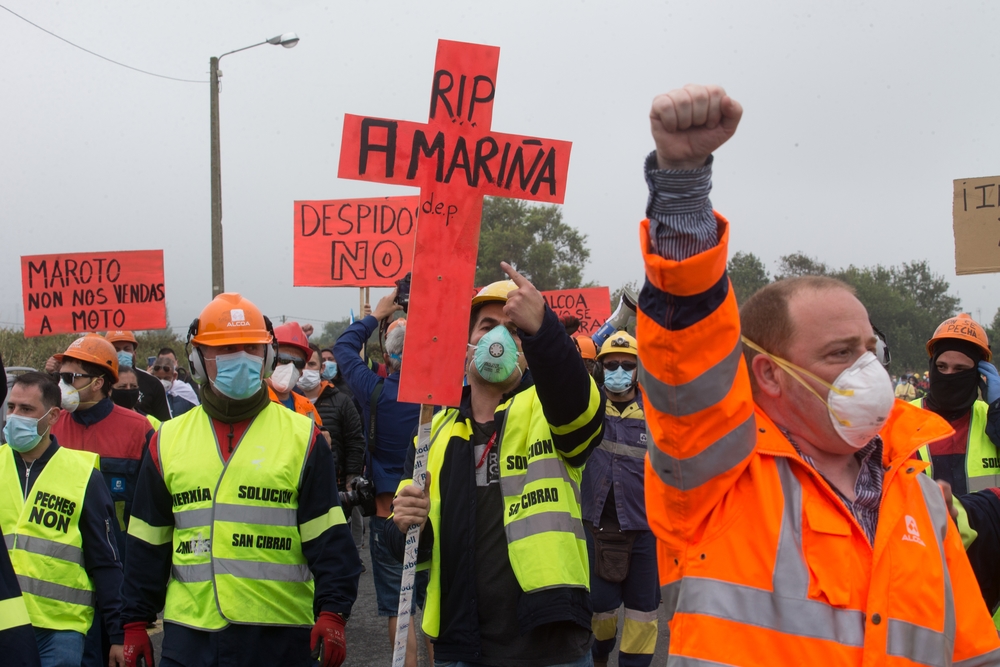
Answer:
[644,152,717,260]
[637,155,757,545]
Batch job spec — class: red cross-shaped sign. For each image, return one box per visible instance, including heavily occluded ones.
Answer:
[338,39,572,406]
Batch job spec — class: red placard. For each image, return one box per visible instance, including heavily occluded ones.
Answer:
[20,250,166,337]
[338,40,572,407]
[542,288,611,336]
[294,196,419,287]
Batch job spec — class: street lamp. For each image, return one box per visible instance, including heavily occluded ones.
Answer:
[210,32,299,297]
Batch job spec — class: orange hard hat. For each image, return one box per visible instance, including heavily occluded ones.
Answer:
[387,318,406,335]
[55,334,119,382]
[273,322,312,359]
[104,330,138,346]
[190,293,273,347]
[574,335,597,360]
[926,313,991,361]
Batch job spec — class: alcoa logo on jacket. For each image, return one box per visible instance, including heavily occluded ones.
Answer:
[902,515,925,546]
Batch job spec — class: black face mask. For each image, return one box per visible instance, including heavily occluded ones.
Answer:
[111,388,140,411]
[926,365,980,417]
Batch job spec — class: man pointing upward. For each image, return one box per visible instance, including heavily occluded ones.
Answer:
[388,262,605,667]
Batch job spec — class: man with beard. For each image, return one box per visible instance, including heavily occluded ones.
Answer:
[388,265,605,667]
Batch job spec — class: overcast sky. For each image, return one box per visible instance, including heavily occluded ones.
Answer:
[3,0,1000,338]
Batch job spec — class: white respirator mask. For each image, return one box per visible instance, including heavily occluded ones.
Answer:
[743,337,895,449]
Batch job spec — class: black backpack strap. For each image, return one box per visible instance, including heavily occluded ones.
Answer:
[368,379,385,445]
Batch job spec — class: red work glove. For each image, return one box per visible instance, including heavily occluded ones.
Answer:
[310,611,347,667]
[122,622,154,667]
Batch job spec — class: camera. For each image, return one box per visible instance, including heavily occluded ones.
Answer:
[339,476,376,516]
[394,273,411,313]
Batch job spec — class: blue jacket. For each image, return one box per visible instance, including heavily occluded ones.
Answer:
[333,315,419,495]
[581,394,650,531]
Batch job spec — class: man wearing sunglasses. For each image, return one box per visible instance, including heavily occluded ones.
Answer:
[49,336,152,666]
[581,332,659,667]
[267,322,322,425]
[150,354,199,419]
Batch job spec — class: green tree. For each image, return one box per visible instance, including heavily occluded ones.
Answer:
[727,251,771,305]
[775,252,830,278]
[985,307,1000,344]
[313,318,352,351]
[476,197,590,291]
[835,263,960,372]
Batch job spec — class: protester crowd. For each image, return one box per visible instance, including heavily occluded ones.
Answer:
[4,84,1000,667]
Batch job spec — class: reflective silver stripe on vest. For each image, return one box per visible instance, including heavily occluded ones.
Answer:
[3,534,13,550]
[670,458,866,647]
[174,508,213,529]
[503,457,582,504]
[967,474,1000,493]
[666,657,736,667]
[598,438,646,460]
[13,536,84,567]
[886,474,956,666]
[171,563,213,583]
[638,339,743,418]
[647,415,756,491]
[214,503,297,527]
[214,558,312,582]
[16,575,94,607]
[955,646,1000,667]
[505,511,586,543]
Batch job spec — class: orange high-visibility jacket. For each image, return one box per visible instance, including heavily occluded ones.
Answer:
[638,212,1000,666]
[268,386,322,425]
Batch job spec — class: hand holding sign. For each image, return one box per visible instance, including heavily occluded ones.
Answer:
[501,262,545,336]
[651,84,742,171]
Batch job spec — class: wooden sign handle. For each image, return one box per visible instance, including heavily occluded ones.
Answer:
[391,404,435,667]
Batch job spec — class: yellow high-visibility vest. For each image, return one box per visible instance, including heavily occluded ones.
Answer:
[0,445,99,634]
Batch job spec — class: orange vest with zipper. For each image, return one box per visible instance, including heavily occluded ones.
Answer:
[638,212,1000,666]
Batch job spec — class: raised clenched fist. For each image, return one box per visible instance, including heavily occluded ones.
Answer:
[650,84,742,171]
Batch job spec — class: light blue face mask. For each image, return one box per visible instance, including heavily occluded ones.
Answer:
[117,351,134,369]
[321,360,338,380]
[469,325,521,384]
[3,410,53,453]
[211,351,264,400]
[603,367,634,394]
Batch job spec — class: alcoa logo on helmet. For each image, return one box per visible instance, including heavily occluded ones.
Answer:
[227,309,250,328]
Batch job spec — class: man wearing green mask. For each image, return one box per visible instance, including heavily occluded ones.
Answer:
[2,372,125,667]
[388,262,606,667]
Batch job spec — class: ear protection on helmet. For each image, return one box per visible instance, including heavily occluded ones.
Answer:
[261,316,278,379]
[186,316,278,384]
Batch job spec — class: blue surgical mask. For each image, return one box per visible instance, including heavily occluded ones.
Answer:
[212,351,264,400]
[117,351,134,369]
[3,410,53,453]
[321,360,338,380]
[603,367,634,394]
[469,325,521,384]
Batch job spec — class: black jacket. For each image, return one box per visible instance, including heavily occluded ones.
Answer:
[310,383,365,487]
[384,307,605,662]
[134,368,171,422]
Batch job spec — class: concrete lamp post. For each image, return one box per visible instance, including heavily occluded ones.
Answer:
[210,32,299,297]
